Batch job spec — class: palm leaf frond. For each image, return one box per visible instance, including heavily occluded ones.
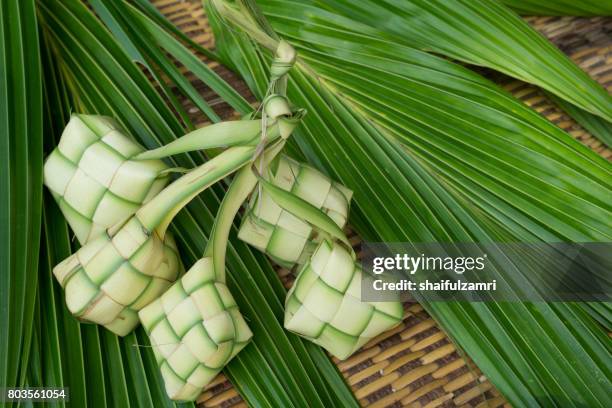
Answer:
[547,92,612,148]
[208,1,612,406]
[0,1,43,401]
[300,0,612,121]
[500,0,612,16]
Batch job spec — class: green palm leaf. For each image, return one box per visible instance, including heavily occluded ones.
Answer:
[303,0,612,121]
[90,0,253,123]
[500,0,612,16]
[547,92,612,148]
[0,1,43,403]
[208,0,612,406]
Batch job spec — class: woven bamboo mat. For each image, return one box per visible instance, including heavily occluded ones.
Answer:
[150,1,611,406]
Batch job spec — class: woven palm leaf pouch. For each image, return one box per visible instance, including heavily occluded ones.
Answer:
[238,155,353,269]
[285,239,403,360]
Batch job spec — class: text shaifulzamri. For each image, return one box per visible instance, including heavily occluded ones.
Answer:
[373,279,497,292]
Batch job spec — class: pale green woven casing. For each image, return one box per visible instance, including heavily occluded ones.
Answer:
[284,240,403,360]
[139,258,252,401]
[238,155,353,268]
[53,216,182,336]
[44,114,169,244]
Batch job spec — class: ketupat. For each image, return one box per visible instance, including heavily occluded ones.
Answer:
[53,216,183,335]
[238,154,353,268]
[285,240,403,360]
[45,114,183,335]
[139,257,252,401]
[43,114,170,244]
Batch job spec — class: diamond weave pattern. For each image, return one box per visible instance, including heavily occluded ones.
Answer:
[44,114,169,243]
[285,240,403,360]
[139,258,252,401]
[238,155,352,268]
[53,216,182,335]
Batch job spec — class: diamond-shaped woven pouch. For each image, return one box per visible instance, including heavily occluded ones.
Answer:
[284,240,403,360]
[53,216,182,336]
[44,114,169,244]
[238,155,352,268]
[139,258,252,401]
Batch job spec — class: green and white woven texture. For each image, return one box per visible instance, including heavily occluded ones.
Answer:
[285,239,403,360]
[53,216,182,336]
[43,114,170,244]
[139,257,252,401]
[134,96,301,401]
[238,155,353,268]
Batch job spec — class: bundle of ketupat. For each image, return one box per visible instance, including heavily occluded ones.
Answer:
[49,93,300,336]
[238,154,403,360]
[44,35,404,401]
